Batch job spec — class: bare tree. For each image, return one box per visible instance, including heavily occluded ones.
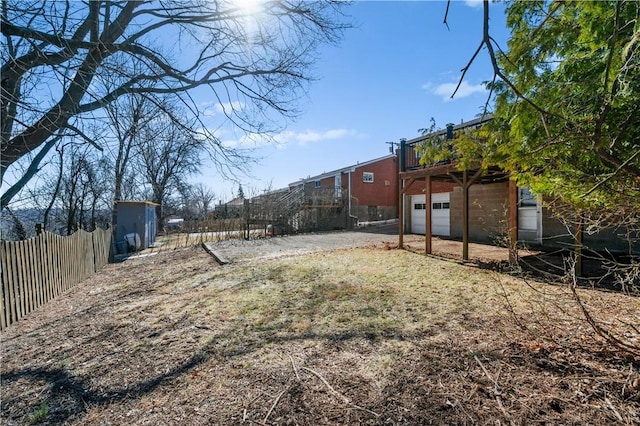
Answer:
[103,93,153,202]
[135,110,205,224]
[172,181,197,220]
[1,0,348,209]
[59,147,93,234]
[191,183,216,219]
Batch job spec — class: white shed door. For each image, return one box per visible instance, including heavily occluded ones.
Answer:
[411,193,450,236]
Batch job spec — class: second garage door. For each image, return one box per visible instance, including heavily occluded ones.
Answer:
[411,193,450,236]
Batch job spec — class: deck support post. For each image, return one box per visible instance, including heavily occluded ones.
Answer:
[449,169,483,262]
[508,179,518,265]
[398,178,404,249]
[575,214,583,278]
[462,171,469,261]
[425,176,432,255]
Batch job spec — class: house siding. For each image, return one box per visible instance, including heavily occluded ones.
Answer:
[450,182,509,244]
[541,204,638,253]
[443,182,636,253]
[349,157,398,222]
[404,180,457,196]
[285,155,399,228]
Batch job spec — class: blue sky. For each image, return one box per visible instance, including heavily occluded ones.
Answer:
[197,0,510,201]
[0,1,509,206]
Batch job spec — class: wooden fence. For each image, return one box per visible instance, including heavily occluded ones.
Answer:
[0,227,112,331]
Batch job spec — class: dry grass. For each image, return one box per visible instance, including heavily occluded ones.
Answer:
[152,229,265,251]
[1,245,639,425]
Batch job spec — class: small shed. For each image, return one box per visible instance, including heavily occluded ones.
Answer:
[114,201,158,251]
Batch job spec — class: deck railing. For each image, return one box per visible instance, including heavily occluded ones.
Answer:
[400,116,493,172]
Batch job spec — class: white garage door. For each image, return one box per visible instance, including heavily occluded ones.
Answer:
[411,193,450,236]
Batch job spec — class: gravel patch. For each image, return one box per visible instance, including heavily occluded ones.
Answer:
[204,226,400,262]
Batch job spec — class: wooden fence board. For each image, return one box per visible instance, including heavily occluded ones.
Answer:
[0,242,8,329]
[11,242,21,322]
[92,232,99,272]
[11,242,21,321]
[61,235,67,292]
[4,241,17,324]
[28,239,37,310]
[4,240,13,325]
[55,234,62,297]
[52,235,59,297]
[34,238,42,307]
[11,242,21,319]
[23,240,33,313]
[37,233,47,306]
[67,234,73,290]
[17,241,27,315]
[28,240,37,311]
[44,233,53,302]
[48,234,56,299]
[57,233,63,296]
[84,231,93,279]
[16,242,26,320]
[0,227,112,330]
[24,239,38,311]
[67,234,73,289]
[72,233,78,287]
[63,235,70,291]
[51,234,58,298]
[22,241,31,313]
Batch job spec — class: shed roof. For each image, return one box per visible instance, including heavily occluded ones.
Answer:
[289,153,397,187]
[114,200,160,206]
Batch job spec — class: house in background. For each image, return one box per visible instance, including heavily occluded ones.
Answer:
[287,154,399,230]
[398,117,637,259]
[214,196,245,219]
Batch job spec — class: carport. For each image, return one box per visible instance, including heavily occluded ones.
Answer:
[398,161,518,264]
[396,117,586,275]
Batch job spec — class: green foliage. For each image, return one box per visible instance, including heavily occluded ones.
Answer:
[490,0,640,213]
[416,118,492,171]
[416,118,455,166]
[28,401,48,424]
[419,1,639,220]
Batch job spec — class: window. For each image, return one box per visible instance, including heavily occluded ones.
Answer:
[414,203,426,210]
[442,202,450,209]
[519,187,537,206]
[314,180,321,188]
[432,202,442,209]
[363,172,374,183]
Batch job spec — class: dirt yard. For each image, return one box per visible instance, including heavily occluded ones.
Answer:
[1,229,639,425]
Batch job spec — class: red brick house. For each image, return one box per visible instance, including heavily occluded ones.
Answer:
[289,154,399,229]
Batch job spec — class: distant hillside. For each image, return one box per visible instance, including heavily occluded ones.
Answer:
[0,208,111,241]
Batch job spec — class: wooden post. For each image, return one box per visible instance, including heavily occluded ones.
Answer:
[425,176,432,255]
[508,179,518,264]
[398,177,404,249]
[462,170,469,261]
[35,223,43,236]
[575,215,583,278]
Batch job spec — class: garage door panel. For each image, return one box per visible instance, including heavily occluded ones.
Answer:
[411,196,426,234]
[411,193,450,236]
